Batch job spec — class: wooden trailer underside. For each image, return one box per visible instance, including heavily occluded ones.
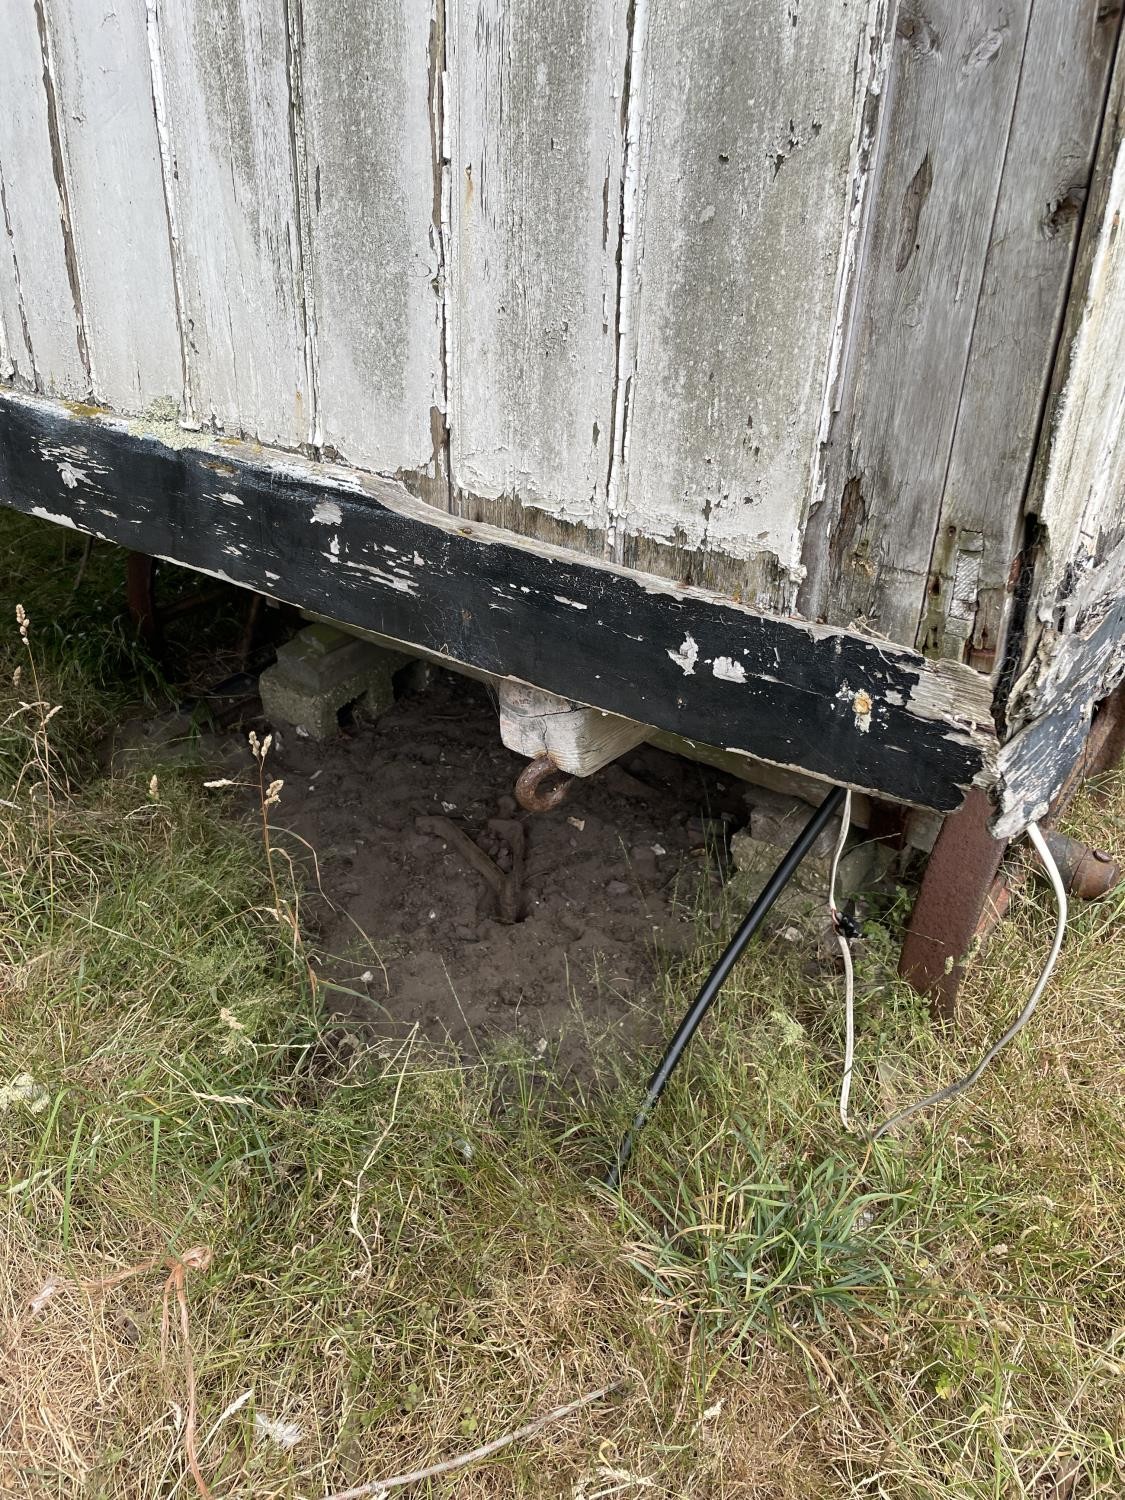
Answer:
[0,381,1121,837]
[1,1,1124,842]
[0,388,995,812]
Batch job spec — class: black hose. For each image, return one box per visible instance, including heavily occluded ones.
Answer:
[606,784,847,1189]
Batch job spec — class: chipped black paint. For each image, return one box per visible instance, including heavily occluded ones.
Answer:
[0,393,995,810]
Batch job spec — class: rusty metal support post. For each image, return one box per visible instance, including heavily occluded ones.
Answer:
[125,551,158,640]
[899,787,1007,1021]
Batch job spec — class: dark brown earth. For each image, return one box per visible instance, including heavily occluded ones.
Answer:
[263,669,744,1076]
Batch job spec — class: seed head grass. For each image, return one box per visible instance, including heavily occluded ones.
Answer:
[1,510,1122,1497]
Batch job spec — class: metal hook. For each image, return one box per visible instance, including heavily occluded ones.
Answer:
[514,755,575,813]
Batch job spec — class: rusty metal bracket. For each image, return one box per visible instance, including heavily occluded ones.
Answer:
[899,787,1007,1021]
[514,756,575,813]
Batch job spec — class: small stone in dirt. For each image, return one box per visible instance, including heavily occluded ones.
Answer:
[496,794,517,816]
[606,879,629,896]
[454,924,476,942]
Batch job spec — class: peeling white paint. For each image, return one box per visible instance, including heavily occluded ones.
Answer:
[329,534,340,557]
[58,461,84,489]
[312,498,343,526]
[553,595,588,611]
[667,633,699,674]
[30,505,77,529]
[340,559,418,595]
[711,655,747,683]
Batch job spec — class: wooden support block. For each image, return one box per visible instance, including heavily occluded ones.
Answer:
[497,682,647,777]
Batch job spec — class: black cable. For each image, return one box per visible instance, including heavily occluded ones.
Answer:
[606,784,847,1189]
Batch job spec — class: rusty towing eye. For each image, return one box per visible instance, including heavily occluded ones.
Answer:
[514,755,576,813]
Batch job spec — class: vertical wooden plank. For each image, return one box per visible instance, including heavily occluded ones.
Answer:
[43,0,183,413]
[618,0,885,610]
[916,1,1120,669]
[149,0,307,446]
[0,0,87,397]
[801,0,1034,645]
[1025,63,1125,642]
[298,0,444,488]
[446,0,627,551]
[0,190,28,384]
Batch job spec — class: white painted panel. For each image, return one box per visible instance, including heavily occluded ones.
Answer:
[618,0,877,585]
[1035,138,1125,627]
[300,0,442,479]
[44,0,182,413]
[0,0,86,396]
[447,0,628,536]
[150,0,306,445]
[0,200,24,382]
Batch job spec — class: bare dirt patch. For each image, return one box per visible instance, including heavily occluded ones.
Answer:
[266,669,740,1074]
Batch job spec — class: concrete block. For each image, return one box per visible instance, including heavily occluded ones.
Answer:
[744,785,844,861]
[259,624,409,739]
[730,828,877,899]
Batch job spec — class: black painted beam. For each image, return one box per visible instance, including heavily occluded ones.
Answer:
[0,391,997,810]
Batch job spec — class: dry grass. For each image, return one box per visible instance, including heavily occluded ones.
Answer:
[0,513,1122,1497]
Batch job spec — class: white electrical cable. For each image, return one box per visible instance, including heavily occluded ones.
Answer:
[871,820,1067,1142]
[828,788,855,1128]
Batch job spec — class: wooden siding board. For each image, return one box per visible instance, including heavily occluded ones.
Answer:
[298,0,443,483]
[619,0,881,606]
[446,0,627,546]
[802,0,1034,645]
[44,0,183,414]
[994,41,1125,835]
[1029,120,1125,638]
[150,0,307,446]
[0,389,997,813]
[0,173,28,384]
[917,0,1119,669]
[0,0,86,396]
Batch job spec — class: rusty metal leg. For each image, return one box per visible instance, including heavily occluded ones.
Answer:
[236,591,265,669]
[125,552,158,640]
[899,787,1007,1021]
[1085,681,1125,785]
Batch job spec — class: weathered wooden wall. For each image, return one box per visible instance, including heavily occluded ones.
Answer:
[800,0,1120,657]
[994,43,1125,837]
[0,0,1121,669]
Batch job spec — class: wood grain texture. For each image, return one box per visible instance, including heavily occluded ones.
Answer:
[0,389,997,812]
[994,43,1125,834]
[0,182,25,383]
[150,0,307,444]
[916,0,1119,670]
[298,0,444,482]
[44,0,183,413]
[0,0,87,396]
[801,0,1034,644]
[995,594,1125,838]
[446,0,627,548]
[1028,101,1125,640]
[618,0,882,608]
[497,682,647,775]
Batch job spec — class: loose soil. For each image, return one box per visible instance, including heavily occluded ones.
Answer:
[265,669,743,1075]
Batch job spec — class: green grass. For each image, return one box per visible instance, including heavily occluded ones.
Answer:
[1,509,1123,1498]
